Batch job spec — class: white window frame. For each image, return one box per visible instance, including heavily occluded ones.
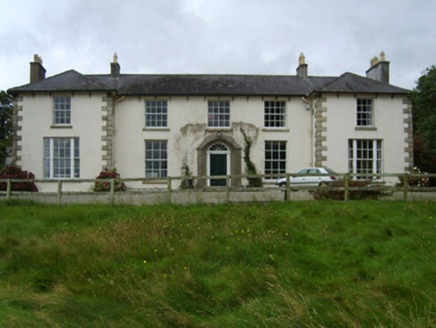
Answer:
[356,98,374,127]
[53,96,71,125]
[145,100,168,128]
[44,137,80,179]
[348,139,382,180]
[264,141,287,180]
[145,140,168,178]
[264,101,286,128]
[208,101,230,128]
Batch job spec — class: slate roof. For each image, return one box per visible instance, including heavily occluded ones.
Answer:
[8,70,410,96]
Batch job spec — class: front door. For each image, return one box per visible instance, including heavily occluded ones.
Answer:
[210,154,227,186]
[208,143,230,186]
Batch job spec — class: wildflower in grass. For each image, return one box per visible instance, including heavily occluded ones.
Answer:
[143,260,147,263]
[154,249,158,252]
[184,267,187,270]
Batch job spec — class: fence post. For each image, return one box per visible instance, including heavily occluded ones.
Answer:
[57,180,63,205]
[285,174,291,201]
[167,177,172,203]
[110,179,115,205]
[344,173,350,202]
[226,176,230,203]
[6,179,11,201]
[403,174,408,202]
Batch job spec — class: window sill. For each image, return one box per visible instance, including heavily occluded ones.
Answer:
[143,128,170,132]
[142,180,167,184]
[262,128,290,132]
[355,126,377,131]
[44,178,79,180]
[50,125,73,129]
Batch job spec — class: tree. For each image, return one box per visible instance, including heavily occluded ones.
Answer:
[411,66,436,172]
[0,91,13,169]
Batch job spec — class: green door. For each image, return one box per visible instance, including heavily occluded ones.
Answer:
[210,154,227,186]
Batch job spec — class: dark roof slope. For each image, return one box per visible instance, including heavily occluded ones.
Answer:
[316,72,410,94]
[9,70,111,93]
[8,70,410,96]
[115,74,313,96]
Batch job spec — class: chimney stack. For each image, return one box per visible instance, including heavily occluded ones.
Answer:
[296,53,308,80]
[111,52,120,78]
[30,54,46,83]
[366,51,390,84]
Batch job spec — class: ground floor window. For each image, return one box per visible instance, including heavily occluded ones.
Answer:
[265,141,286,178]
[145,140,168,178]
[348,139,382,179]
[44,137,80,179]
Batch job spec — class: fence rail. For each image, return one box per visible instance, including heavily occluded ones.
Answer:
[1,172,435,205]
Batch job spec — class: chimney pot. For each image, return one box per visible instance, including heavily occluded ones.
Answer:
[366,52,390,84]
[111,52,120,78]
[296,52,308,80]
[30,54,46,83]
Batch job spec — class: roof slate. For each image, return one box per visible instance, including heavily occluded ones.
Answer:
[8,70,410,96]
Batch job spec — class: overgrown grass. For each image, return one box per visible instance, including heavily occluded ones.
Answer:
[0,200,435,327]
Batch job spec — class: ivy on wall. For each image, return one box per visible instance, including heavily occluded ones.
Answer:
[240,128,262,187]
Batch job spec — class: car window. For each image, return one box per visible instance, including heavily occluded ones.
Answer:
[309,169,319,174]
[324,168,336,174]
[297,169,308,174]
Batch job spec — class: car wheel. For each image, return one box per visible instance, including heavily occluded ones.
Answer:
[318,181,328,188]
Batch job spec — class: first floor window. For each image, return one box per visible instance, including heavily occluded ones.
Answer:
[145,140,167,178]
[348,139,382,179]
[208,101,230,127]
[146,100,168,127]
[356,98,373,127]
[53,96,71,125]
[264,101,286,128]
[44,137,80,179]
[265,141,286,178]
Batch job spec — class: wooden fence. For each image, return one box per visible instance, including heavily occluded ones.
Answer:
[1,172,435,205]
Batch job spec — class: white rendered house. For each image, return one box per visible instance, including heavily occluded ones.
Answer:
[8,53,412,191]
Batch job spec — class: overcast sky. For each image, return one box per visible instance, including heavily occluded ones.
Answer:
[1,0,435,92]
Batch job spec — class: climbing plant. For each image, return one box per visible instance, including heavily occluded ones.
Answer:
[240,128,262,187]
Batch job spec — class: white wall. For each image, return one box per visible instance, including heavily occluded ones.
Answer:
[18,92,106,191]
[17,91,409,192]
[323,94,408,176]
[113,96,313,187]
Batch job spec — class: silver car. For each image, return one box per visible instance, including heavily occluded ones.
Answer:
[276,167,339,188]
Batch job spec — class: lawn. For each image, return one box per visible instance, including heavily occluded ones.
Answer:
[0,200,435,327]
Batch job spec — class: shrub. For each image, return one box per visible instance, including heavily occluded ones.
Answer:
[180,163,195,189]
[313,181,389,201]
[94,168,126,192]
[396,167,429,188]
[0,165,38,192]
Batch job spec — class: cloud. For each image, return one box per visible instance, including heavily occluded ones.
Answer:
[1,0,435,90]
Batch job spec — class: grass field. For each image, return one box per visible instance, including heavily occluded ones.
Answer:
[0,200,435,327]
